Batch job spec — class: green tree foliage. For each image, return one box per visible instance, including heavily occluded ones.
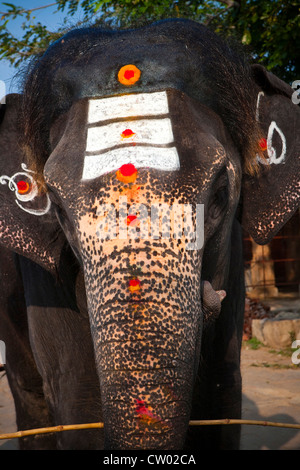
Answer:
[0,0,299,82]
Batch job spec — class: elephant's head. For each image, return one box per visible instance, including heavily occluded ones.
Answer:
[0,19,299,449]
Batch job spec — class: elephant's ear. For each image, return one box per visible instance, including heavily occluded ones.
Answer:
[0,94,66,274]
[242,65,300,244]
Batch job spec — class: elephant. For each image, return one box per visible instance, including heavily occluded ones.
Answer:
[0,18,299,450]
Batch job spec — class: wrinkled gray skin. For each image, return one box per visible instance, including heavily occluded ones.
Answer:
[0,19,299,450]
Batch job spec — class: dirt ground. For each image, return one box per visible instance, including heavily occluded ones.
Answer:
[240,343,300,450]
[1,343,299,450]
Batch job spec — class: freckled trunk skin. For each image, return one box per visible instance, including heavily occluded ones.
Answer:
[84,248,202,449]
[71,171,204,449]
[93,303,199,449]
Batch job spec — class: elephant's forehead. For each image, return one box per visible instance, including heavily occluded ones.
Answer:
[50,23,206,102]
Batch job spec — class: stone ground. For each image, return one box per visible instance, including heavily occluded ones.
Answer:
[0,342,299,450]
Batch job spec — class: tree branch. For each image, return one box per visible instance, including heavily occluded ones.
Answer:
[217,0,240,7]
[204,0,240,26]
[0,3,57,17]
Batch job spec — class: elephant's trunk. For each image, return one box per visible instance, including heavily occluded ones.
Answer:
[93,301,198,449]
[83,241,203,449]
[75,178,218,448]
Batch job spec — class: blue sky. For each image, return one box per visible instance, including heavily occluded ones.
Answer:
[0,1,85,97]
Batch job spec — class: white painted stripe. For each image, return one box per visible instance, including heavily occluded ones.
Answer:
[86,118,174,153]
[82,146,180,181]
[88,91,169,123]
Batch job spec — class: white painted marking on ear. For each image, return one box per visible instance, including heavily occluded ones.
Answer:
[14,193,52,216]
[267,121,287,164]
[255,91,264,121]
[82,146,180,181]
[0,163,51,216]
[88,91,169,123]
[255,91,286,165]
[86,118,174,152]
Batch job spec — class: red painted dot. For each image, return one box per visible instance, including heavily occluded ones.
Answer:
[129,278,141,293]
[116,163,138,183]
[17,180,30,193]
[136,399,148,414]
[124,70,135,80]
[127,215,138,226]
[121,128,135,138]
[259,138,267,150]
[119,163,137,177]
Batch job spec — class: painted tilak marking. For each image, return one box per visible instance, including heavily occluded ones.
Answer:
[0,163,51,216]
[118,64,141,86]
[86,118,174,152]
[121,128,135,140]
[127,214,139,226]
[88,91,169,123]
[116,163,138,184]
[128,278,141,293]
[82,91,180,181]
[83,147,179,181]
[135,399,169,430]
[255,91,287,165]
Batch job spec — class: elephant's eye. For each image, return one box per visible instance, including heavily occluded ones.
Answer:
[215,186,228,205]
[209,180,229,220]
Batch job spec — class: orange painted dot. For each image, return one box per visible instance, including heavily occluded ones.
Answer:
[118,64,141,86]
[116,163,138,184]
[17,180,30,194]
[121,128,135,139]
[259,138,267,151]
[129,278,141,293]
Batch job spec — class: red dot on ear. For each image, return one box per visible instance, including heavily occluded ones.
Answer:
[259,138,267,151]
[17,180,30,193]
